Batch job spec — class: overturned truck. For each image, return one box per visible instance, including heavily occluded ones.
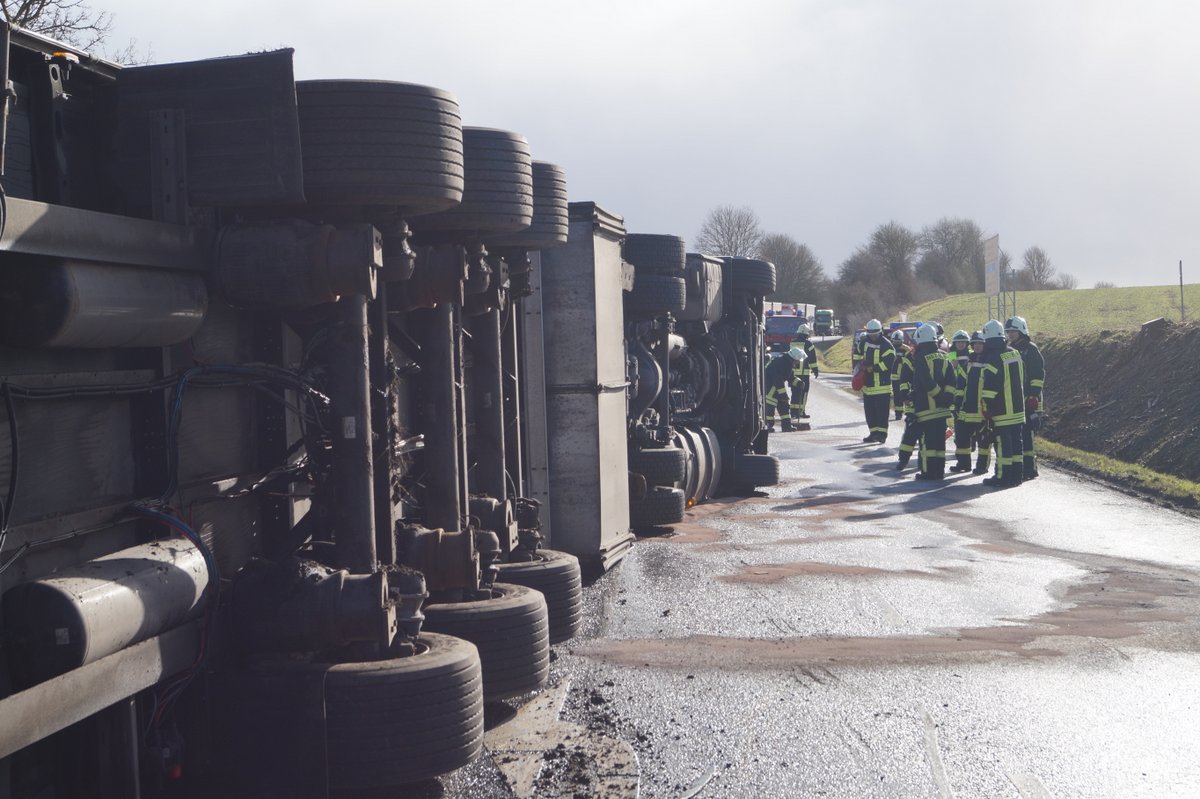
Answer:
[0,25,779,798]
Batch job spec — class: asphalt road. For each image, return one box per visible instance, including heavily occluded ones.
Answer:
[427,374,1200,798]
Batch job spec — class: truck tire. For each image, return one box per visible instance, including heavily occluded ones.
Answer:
[630,486,686,528]
[623,234,686,275]
[725,257,777,296]
[322,633,484,789]
[413,127,533,235]
[735,453,780,488]
[627,274,687,314]
[496,550,583,644]
[422,583,550,701]
[490,161,568,250]
[630,446,687,486]
[295,80,464,215]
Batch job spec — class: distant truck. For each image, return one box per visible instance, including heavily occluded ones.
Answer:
[764,301,814,321]
[763,301,815,351]
[765,314,804,351]
[813,308,839,336]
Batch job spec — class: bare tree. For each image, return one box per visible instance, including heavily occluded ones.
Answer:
[869,221,919,303]
[3,1,150,62]
[1053,273,1078,290]
[1022,245,1055,289]
[758,233,828,303]
[3,0,112,49]
[1094,280,1116,289]
[695,205,762,257]
[917,218,985,295]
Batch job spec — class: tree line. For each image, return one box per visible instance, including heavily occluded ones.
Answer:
[694,205,1079,326]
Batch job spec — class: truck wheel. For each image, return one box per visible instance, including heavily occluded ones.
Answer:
[412,127,534,235]
[490,161,569,250]
[735,453,781,488]
[322,633,484,789]
[630,486,686,528]
[626,274,687,314]
[631,446,687,487]
[725,257,777,296]
[623,234,686,275]
[496,550,583,644]
[295,80,464,215]
[422,583,550,701]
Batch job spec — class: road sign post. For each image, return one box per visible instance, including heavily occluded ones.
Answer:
[984,235,1015,322]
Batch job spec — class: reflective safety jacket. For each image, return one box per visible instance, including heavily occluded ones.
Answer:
[958,354,987,423]
[790,336,817,378]
[1011,336,1045,410]
[948,345,971,406]
[912,342,955,421]
[981,341,1026,427]
[894,348,915,413]
[860,336,896,396]
[765,352,798,389]
[851,335,865,371]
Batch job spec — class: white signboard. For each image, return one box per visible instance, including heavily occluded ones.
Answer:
[984,235,1000,295]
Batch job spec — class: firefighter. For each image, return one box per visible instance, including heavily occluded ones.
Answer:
[890,330,905,420]
[860,319,896,443]
[909,323,955,480]
[980,319,1026,487]
[764,345,802,432]
[892,331,921,470]
[930,321,948,352]
[851,329,866,373]
[964,328,993,472]
[1005,316,1044,480]
[790,323,818,421]
[947,330,974,472]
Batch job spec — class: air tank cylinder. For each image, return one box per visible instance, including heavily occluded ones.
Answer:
[2,538,210,687]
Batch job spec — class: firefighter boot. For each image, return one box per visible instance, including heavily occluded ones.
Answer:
[1024,455,1038,480]
[972,453,990,475]
[780,418,793,432]
[916,456,946,481]
[949,454,972,473]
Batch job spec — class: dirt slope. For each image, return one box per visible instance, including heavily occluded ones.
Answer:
[1041,320,1200,483]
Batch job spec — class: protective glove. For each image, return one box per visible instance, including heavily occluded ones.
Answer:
[904,413,918,426]
[812,367,819,378]
[1025,396,1039,412]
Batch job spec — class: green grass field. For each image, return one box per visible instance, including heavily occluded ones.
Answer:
[815,283,1199,373]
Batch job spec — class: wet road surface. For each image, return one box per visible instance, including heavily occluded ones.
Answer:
[431,374,1200,798]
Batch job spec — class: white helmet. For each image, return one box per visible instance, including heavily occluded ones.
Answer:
[796,323,812,337]
[982,319,1005,340]
[913,323,937,345]
[890,330,906,343]
[952,329,970,343]
[1004,315,1030,336]
[865,318,883,333]
[789,344,806,362]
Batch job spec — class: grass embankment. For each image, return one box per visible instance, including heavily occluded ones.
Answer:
[815,283,1199,374]
[1038,440,1200,511]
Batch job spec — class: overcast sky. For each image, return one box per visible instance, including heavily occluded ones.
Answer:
[100,0,1198,288]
